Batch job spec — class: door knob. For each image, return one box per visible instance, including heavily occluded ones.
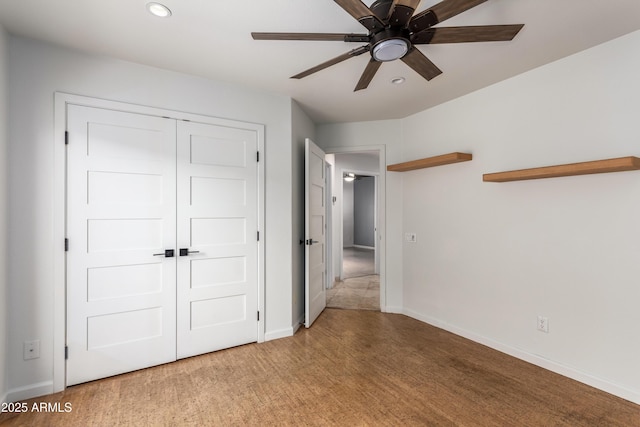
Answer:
[179,248,200,256]
[153,249,175,257]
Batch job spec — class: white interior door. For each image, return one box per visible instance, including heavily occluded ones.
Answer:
[67,103,262,385]
[66,105,177,385]
[305,138,327,328]
[176,120,259,358]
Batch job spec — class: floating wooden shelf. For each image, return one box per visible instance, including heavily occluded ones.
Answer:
[483,156,640,182]
[387,152,472,172]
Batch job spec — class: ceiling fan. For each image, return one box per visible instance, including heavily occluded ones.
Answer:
[252,0,524,91]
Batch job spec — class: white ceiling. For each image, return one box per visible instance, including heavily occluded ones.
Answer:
[1,1,639,123]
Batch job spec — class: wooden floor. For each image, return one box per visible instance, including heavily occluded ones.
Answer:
[2,309,639,426]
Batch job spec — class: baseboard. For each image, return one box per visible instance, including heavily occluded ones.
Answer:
[382,305,403,314]
[290,313,305,335]
[5,381,53,403]
[264,326,295,342]
[402,308,640,405]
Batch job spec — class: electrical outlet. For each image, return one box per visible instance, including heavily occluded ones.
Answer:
[537,316,549,333]
[23,340,40,360]
[404,233,417,243]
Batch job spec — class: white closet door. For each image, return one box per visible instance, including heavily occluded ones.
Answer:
[176,120,259,359]
[66,105,177,386]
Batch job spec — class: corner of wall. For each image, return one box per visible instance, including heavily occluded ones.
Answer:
[0,24,9,403]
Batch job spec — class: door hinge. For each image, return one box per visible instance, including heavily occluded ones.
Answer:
[64,238,69,252]
[256,151,260,162]
[257,231,260,241]
[257,311,260,321]
[65,346,68,360]
[64,131,69,145]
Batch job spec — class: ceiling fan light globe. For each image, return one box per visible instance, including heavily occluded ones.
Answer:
[372,39,409,62]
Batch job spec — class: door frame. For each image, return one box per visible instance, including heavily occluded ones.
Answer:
[325,162,333,290]
[339,168,379,278]
[323,146,386,312]
[53,93,266,392]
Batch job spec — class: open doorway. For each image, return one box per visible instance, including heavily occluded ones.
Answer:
[325,151,381,311]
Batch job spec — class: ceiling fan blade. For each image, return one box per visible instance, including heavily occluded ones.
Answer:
[354,59,382,91]
[291,46,369,79]
[252,32,369,42]
[411,24,524,44]
[409,0,488,33]
[400,47,442,81]
[387,0,421,27]
[334,0,385,31]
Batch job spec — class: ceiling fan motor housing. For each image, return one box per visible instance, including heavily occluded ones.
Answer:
[370,0,395,19]
[369,0,412,62]
[371,30,411,61]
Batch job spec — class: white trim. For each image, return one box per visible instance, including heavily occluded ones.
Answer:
[323,145,387,313]
[265,327,295,342]
[53,92,266,392]
[403,308,640,405]
[256,125,266,344]
[325,162,333,290]
[384,306,403,314]
[5,381,53,403]
[293,313,305,335]
[353,245,374,250]
[53,95,67,393]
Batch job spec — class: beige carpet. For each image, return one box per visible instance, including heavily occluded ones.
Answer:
[342,247,375,279]
[326,274,379,311]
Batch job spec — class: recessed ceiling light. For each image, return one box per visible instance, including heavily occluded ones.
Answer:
[391,77,406,85]
[146,2,172,17]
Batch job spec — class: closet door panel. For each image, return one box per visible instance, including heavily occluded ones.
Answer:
[66,105,177,386]
[176,121,259,358]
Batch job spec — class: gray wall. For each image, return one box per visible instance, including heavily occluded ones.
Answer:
[0,24,7,404]
[353,176,374,247]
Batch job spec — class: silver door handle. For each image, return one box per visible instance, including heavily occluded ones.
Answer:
[153,249,175,257]
[306,239,319,245]
[179,248,200,256]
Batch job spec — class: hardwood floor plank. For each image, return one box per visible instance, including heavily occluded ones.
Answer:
[1,309,638,426]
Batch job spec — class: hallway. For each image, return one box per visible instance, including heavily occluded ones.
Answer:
[326,247,379,311]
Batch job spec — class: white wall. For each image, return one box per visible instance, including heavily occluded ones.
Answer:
[400,30,640,403]
[6,35,295,400]
[316,120,404,312]
[291,100,316,327]
[0,24,8,403]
